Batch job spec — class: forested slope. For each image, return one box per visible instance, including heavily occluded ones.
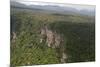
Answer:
[10,8,95,66]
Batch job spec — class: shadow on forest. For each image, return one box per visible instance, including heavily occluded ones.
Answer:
[48,21,95,62]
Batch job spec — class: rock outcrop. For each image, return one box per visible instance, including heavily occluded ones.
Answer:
[40,25,68,63]
[11,32,17,43]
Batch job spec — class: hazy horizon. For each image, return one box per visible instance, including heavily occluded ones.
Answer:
[11,0,95,11]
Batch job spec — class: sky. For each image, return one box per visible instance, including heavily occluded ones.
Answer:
[11,0,96,5]
[11,0,96,10]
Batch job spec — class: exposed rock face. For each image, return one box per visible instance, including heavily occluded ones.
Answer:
[54,33,63,48]
[46,27,55,48]
[40,26,62,48]
[11,32,17,43]
[40,25,68,63]
[61,52,68,63]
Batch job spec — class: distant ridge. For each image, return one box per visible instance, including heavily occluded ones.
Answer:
[10,1,95,16]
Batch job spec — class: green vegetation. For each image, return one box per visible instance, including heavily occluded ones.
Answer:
[10,8,95,66]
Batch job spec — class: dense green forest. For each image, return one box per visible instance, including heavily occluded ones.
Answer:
[10,7,95,66]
